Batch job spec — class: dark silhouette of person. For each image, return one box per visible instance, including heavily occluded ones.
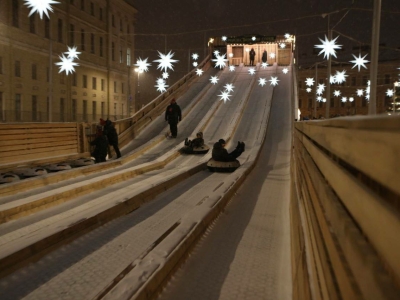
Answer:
[103,119,121,158]
[90,126,108,163]
[185,132,204,148]
[249,48,256,66]
[212,139,245,162]
[165,98,182,138]
[262,50,268,63]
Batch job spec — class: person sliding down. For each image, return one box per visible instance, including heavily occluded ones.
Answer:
[165,98,182,138]
[212,139,245,162]
[184,132,204,148]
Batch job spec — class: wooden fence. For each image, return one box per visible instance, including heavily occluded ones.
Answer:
[291,115,400,300]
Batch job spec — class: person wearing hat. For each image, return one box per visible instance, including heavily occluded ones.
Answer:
[184,132,204,148]
[165,98,182,138]
[212,139,245,162]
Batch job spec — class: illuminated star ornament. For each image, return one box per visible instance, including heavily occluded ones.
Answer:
[192,53,199,60]
[305,78,315,86]
[229,65,235,72]
[306,88,312,93]
[279,43,286,49]
[335,70,348,84]
[248,68,256,75]
[24,0,60,19]
[135,57,151,72]
[330,75,336,84]
[356,89,364,97]
[155,79,169,93]
[162,72,169,79]
[224,83,234,93]
[270,76,279,86]
[195,69,204,76]
[193,62,198,67]
[65,46,81,60]
[222,36,227,41]
[154,50,178,73]
[261,62,268,69]
[218,91,231,103]
[350,53,369,72]
[284,33,290,39]
[210,76,219,85]
[213,50,220,56]
[341,97,347,103]
[55,54,78,75]
[386,89,394,97]
[258,78,267,86]
[282,68,288,74]
[270,53,276,59]
[333,90,341,97]
[315,35,342,59]
[212,53,228,69]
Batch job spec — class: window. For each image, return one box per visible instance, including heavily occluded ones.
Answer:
[15,61,21,77]
[72,99,77,121]
[121,83,124,94]
[308,99,312,108]
[299,99,302,108]
[114,103,117,119]
[29,15,36,33]
[111,42,115,60]
[70,24,75,44]
[121,103,124,117]
[72,73,77,86]
[15,94,21,121]
[112,15,115,27]
[385,74,391,84]
[83,100,88,121]
[70,0,74,4]
[127,48,131,66]
[32,64,37,80]
[58,19,63,43]
[101,102,105,117]
[362,76,368,86]
[92,101,97,120]
[351,76,356,86]
[60,98,65,122]
[0,92,3,122]
[12,0,19,27]
[32,95,38,121]
[81,29,85,51]
[44,17,50,38]
[101,79,105,91]
[47,97,50,119]
[99,8,103,21]
[330,98,334,108]
[90,2,94,16]
[47,67,49,82]
[0,56,2,74]
[91,33,95,54]
[114,81,117,93]
[99,37,103,57]
[92,77,97,90]
[298,81,302,89]
[81,0,85,10]
[119,48,123,63]
[120,19,123,32]
[127,24,130,34]
[83,75,87,88]
[60,73,65,84]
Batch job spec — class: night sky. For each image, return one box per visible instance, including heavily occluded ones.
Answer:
[129,0,399,104]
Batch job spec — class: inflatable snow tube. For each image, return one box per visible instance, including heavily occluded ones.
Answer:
[70,158,95,167]
[180,145,210,154]
[0,173,21,184]
[14,167,48,178]
[206,158,240,172]
[45,163,72,172]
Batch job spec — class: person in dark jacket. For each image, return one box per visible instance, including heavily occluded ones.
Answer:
[103,119,121,158]
[249,48,256,66]
[90,126,108,163]
[262,50,268,63]
[212,139,245,162]
[165,98,182,138]
[184,132,204,148]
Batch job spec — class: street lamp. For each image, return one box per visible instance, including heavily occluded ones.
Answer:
[134,68,143,108]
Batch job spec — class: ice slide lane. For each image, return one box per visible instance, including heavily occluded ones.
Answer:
[0,65,253,277]
[1,65,272,299]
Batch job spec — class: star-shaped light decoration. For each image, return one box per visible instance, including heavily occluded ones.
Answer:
[195,68,204,76]
[356,89,364,97]
[279,43,286,49]
[365,94,370,100]
[218,91,232,103]
[193,62,198,67]
[305,78,315,86]
[349,97,354,102]
[333,90,341,97]
[213,50,220,56]
[210,76,219,85]
[315,35,342,59]
[284,33,290,39]
[222,36,227,41]
[365,86,370,95]
[350,53,369,72]
[155,79,169,93]
[335,70,348,84]
[248,68,256,75]
[23,0,60,19]
[367,80,371,86]
[65,46,81,60]
[153,50,178,73]
[330,75,336,84]
[229,65,235,72]
[317,83,326,92]
[322,98,327,103]
[270,76,279,86]
[156,77,165,84]
[386,89,394,97]
[135,57,151,72]
[252,36,256,41]
[162,72,169,79]
[258,78,267,86]
[192,53,199,60]
[282,68,288,74]
[306,88,312,93]
[317,96,322,101]
[55,54,78,75]
[270,53,276,59]
[341,97,347,102]
[316,88,324,96]
[224,83,234,93]
[212,53,228,69]
[261,62,268,69]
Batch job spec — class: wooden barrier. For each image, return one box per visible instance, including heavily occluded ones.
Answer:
[291,115,400,300]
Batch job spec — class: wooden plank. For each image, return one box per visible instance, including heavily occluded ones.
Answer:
[0,123,78,129]
[0,128,78,135]
[296,125,400,195]
[0,136,78,147]
[0,132,78,141]
[301,134,400,284]
[0,140,77,153]
[0,148,78,164]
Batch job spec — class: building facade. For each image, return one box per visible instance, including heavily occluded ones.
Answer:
[297,60,399,119]
[0,0,137,123]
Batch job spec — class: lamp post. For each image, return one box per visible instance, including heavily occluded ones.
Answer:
[134,68,143,109]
